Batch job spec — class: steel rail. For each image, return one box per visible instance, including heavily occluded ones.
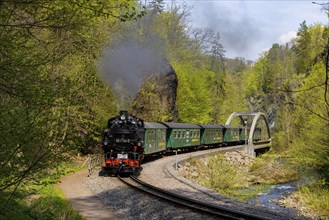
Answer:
[118,175,270,220]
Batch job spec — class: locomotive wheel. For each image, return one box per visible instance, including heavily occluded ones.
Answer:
[133,167,143,177]
[99,167,117,177]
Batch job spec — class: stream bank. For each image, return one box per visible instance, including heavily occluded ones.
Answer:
[178,150,306,218]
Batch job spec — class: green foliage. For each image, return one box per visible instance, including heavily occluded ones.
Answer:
[174,62,214,123]
[0,0,141,209]
[293,22,328,74]
[245,56,268,98]
[244,43,296,117]
[286,62,329,179]
[217,72,249,123]
[154,10,192,62]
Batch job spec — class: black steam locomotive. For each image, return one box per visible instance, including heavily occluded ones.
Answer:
[102,111,145,175]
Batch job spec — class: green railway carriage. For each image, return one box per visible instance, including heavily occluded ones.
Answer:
[144,122,167,155]
[224,125,241,143]
[161,122,201,150]
[199,124,224,146]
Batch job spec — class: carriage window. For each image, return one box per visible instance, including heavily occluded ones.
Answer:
[177,131,181,138]
[173,131,177,139]
[147,131,151,141]
[148,130,154,142]
[157,129,163,140]
[182,130,185,138]
[152,130,156,141]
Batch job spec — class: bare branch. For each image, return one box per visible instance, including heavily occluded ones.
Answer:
[324,38,329,107]
[279,82,326,93]
[0,23,70,29]
[289,101,329,122]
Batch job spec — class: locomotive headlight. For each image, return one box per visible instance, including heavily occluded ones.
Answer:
[103,141,108,145]
[120,114,126,120]
[137,141,143,147]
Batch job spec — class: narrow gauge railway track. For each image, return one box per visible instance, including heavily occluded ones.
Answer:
[118,175,269,220]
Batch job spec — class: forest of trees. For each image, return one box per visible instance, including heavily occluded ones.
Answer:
[0,0,328,217]
[0,0,144,210]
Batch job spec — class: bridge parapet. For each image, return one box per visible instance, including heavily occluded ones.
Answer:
[225,112,271,156]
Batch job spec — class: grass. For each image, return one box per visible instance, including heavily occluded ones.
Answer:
[249,154,299,185]
[0,158,86,220]
[225,185,271,203]
[29,186,84,220]
[184,153,250,199]
[0,186,84,220]
[296,181,329,218]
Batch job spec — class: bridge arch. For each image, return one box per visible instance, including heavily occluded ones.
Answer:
[225,112,271,155]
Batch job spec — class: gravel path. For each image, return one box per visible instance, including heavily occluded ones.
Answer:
[57,169,123,220]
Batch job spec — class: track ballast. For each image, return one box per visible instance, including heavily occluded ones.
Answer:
[118,175,270,220]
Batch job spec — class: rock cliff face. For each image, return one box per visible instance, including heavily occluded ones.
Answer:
[130,63,178,122]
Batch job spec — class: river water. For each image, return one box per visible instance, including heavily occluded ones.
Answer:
[247,181,299,213]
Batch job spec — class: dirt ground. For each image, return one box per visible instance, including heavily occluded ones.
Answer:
[57,169,122,220]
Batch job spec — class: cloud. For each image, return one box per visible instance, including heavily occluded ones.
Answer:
[185,1,326,60]
[278,31,297,45]
[189,2,261,60]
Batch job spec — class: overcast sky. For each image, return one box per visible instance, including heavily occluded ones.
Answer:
[161,0,328,61]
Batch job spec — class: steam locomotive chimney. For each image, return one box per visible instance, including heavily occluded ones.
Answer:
[120,110,128,119]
